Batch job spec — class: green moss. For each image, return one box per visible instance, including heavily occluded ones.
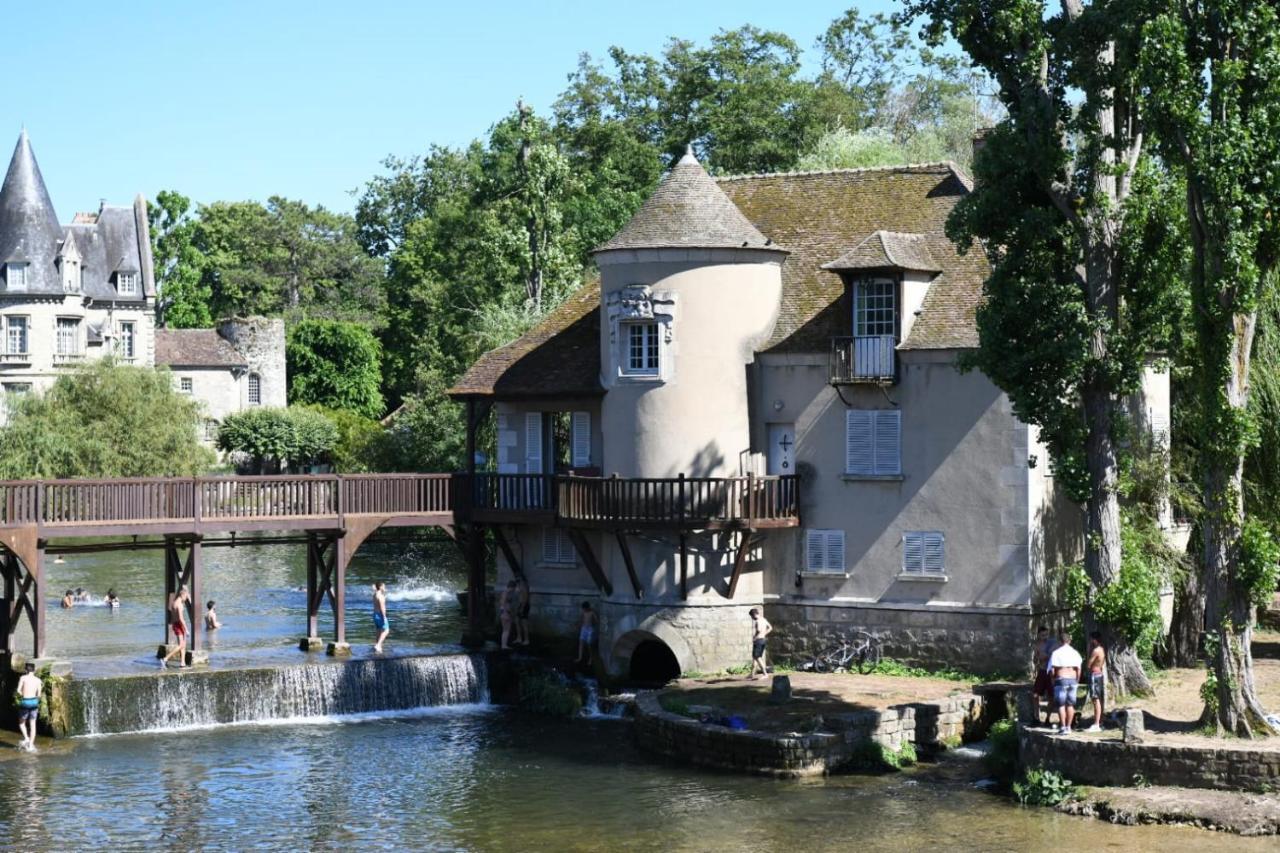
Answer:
[984,719,1019,785]
[658,695,696,717]
[847,740,915,771]
[517,672,583,717]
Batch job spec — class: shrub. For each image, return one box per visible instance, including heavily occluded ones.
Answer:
[659,695,695,717]
[217,406,338,473]
[517,671,583,717]
[848,740,915,771]
[984,718,1019,784]
[1013,767,1076,806]
[286,319,384,419]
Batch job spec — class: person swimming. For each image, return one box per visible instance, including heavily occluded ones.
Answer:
[103,588,119,608]
[60,590,74,609]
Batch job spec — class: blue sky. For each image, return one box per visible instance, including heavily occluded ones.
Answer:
[6,1,900,219]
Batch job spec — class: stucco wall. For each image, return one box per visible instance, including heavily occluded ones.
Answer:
[172,367,245,439]
[217,317,286,409]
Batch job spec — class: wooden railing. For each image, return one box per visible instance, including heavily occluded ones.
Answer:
[557,473,798,528]
[0,474,453,528]
[467,473,554,514]
[830,335,896,383]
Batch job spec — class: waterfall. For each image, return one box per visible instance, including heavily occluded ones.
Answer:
[69,654,488,736]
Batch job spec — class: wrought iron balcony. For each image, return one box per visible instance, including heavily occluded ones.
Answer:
[830,335,897,384]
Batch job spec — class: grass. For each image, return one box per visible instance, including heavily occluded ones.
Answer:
[856,658,1018,683]
[659,695,697,717]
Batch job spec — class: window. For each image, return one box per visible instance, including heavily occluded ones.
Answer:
[624,321,660,375]
[805,529,846,574]
[55,318,80,356]
[845,410,901,476]
[5,316,28,355]
[63,259,79,293]
[248,373,261,405]
[854,277,896,338]
[117,272,138,296]
[203,419,219,441]
[117,321,136,360]
[2,383,31,395]
[180,376,193,394]
[542,528,577,565]
[571,411,591,467]
[903,531,945,575]
[6,263,27,291]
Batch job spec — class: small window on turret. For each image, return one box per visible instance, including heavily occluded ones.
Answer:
[117,272,138,296]
[6,264,27,290]
[623,321,660,376]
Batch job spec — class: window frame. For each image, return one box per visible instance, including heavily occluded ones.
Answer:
[844,409,902,477]
[117,272,138,296]
[55,317,81,357]
[541,527,578,566]
[247,373,262,406]
[6,263,28,291]
[853,275,897,339]
[622,320,661,377]
[5,315,30,356]
[902,530,946,576]
[117,320,137,360]
[179,376,194,395]
[804,528,847,575]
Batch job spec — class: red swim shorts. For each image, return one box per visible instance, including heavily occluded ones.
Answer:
[172,621,187,638]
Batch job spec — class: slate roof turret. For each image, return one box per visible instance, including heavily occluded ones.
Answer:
[0,130,64,294]
[593,146,785,254]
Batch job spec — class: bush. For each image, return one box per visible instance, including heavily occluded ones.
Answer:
[848,739,915,770]
[304,406,389,473]
[517,671,583,717]
[658,695,695,717]
[1013,767,1076,806]
[286,319,384,419]
[1239,519,1280,608]
[216,406,338,473]
[984,718,1019,784]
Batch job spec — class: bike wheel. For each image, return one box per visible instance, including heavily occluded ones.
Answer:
[857,642,882,674]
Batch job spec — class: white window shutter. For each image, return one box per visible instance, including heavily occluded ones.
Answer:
[845,410,873,474]
[825,531,845,573]
[874,411,901,475]
[542,528,558,563]
[572,411,591,467]
[924,533,945,574]
[903,532,924,573]
[806,530,825,571]
[524,412,543,474]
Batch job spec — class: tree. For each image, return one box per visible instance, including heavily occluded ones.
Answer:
[215,407,338,474]
[286,319,385,419]
[1139,0,1280,734]
[148,190,212,328]
[904,0,1186,694]
[0,361,214,478]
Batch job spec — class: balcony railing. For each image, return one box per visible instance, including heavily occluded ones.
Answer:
[461,473,799,530]
[830,335,896,384]
[53,352,85,365]
[0,351,31,365]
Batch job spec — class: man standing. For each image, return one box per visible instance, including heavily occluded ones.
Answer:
[749,608,772,680]
[372,582,390,654]
[15,662,41,751]
[1048,631,1083,735]
[1085,631,1106,732]
[162,586,189,669]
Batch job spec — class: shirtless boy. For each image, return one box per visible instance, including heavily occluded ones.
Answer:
[749,608,772,680]
[162,586,189,669]
[576,602,597,666]
[372,582,389,654]
[1086,631,1106,731]
[15,662,41,751]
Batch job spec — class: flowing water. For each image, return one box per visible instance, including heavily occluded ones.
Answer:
[2,538,1271,850]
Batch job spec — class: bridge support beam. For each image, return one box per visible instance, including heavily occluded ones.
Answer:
[302,533,351,655]
[1,538,45,661]
[163,537,204,661]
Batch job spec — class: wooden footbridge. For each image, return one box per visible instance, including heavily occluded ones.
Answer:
[0,469,799,662]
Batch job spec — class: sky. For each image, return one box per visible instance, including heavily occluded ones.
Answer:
[5,1,899,219]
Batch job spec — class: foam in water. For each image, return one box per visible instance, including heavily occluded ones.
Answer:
[71,653,488,736]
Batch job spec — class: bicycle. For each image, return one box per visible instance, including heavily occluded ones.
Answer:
[801,630,883,674]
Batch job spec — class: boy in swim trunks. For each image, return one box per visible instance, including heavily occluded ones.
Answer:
[372,582,389,654]
[576,602,597,666]
[162,586,189,669]
[1086,631,1106,731]
[1048,631,1083,735]
[749,608,772,680]
[16,662,41,751]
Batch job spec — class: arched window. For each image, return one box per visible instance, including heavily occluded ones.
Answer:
[247,373,261,406]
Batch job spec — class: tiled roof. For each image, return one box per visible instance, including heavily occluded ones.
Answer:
[155,329,247,368]
[448,284,603,398]
[822,230,941,274]
[593,148,782,254]
[452,162,988,398]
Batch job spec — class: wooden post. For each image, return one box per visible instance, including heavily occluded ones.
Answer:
[187,539,203,653]
[333,534,347,645]
[0,552,13,655]
[463,398,486,647]
[31,542,44,659]
[164,537,176,645]
[614,531,643,599]
[728,530,752,599]
[306,533,320,640]
[679,533,688,601]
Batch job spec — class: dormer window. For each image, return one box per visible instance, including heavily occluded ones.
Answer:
[63,259,79,293]
[853,276,897,338]
[6,263,27,291]
[624,321,660,376]
[117,272,138,296]
[606,284,676,384]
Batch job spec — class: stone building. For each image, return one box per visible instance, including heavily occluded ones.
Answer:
[0,130,285,438]
[451,149,1168,678]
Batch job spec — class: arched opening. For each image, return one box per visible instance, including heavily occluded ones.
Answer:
[628,639,681,684]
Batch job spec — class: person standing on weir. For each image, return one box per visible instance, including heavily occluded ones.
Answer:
[1049,631,1082,735]
[162,586,190,669]
[748,608,772,680]
[372,582,390,654]
[15,662,41,751]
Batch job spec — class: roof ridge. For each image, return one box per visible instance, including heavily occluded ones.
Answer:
[715,160,963,183]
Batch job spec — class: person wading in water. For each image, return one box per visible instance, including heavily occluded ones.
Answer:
[15,662,41,751]
[372,582,390,654]
[161,586,190,669]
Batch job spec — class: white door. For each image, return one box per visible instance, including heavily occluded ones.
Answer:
[767,423,795,475]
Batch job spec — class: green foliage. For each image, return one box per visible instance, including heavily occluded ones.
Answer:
[376,377,467,474]
[286,320,385,419]
[1013,767,1076,807]
[1063,516,1168,658]
[304,406,387,474]
[848,739,914,771]
[658,695,695,717]
[1238,520,1280,609]
[215,407,338,473]
[984,718,1019,784]
[517,671,583,717]
[0,361,214,478]
[866,658,1014,682]
[149,190,212,328]
[897,740,918,766]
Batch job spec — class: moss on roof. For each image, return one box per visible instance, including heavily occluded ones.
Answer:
[451,163,988,398]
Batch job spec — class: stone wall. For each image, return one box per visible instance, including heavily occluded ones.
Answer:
[633,689,987,777]
[1019,727,1280,793]
[217,317,286,408]
[767,602,1033,676]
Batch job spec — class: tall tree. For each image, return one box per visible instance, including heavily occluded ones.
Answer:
[904,0,1185,694]
[1139,0,1280,734]
[286,319,385,419]
[148,190,212,329]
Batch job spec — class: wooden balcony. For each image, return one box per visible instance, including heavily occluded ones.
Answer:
[830,335,896,384]
[461,473,800,530]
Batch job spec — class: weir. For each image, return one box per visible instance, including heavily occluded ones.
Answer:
[60,653,488,736]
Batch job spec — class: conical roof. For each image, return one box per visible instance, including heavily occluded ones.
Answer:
[0,130,63,293]
[593,147,784,254]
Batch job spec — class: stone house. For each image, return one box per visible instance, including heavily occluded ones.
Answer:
[0,130,285,440]
[450,149,1168,677]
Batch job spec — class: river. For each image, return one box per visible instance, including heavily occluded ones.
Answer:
[1,539,1268,851]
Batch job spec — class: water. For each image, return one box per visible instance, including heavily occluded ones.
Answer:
[27,535,465,672]
[0,712,1270,851]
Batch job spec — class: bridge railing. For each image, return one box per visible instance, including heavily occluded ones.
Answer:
[0,473,454,527]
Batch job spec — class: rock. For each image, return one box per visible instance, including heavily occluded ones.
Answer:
[771,675,792,704]
[1122,708,1145,743]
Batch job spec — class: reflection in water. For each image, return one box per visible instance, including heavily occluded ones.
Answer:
[0,712,1266,851]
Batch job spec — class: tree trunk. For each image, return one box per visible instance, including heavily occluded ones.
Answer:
[1164,539,1205,667]
[1201,312,1273,735]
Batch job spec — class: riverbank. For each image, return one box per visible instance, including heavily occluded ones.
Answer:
[1059,785,1280,836]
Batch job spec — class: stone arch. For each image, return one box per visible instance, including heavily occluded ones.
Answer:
[607,612,694,679]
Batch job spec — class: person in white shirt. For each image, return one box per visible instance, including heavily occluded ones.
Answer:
[1048,632,1083,735]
